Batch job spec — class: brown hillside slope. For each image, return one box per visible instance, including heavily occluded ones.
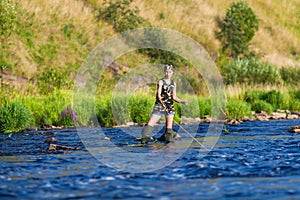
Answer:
[2,0,299,90]
[135,0,300,67]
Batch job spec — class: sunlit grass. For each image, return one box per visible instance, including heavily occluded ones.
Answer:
[135,0,299,65]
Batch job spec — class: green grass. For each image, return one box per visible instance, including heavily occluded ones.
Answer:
[0,101,32,134]
[1,87,300,133]
[226,99,252,121]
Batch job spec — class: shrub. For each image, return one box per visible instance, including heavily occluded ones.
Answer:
[260,90,284,110]
[111,95,131,125]
[287,90,300,111]
[244,90,265,104]
[98,0,145,32]
[198,98,211,118]
[291,89,300,100]
[244,89,285,111]
[251,100,273,114]
[95,96,115,127]
[22,90,72,126]
[37,66,73,95]
[129,95,153,124]
[288,99,300,112]
[226,99,251,120]
[173,103,181,123]
[280,67,300,85]
[0,0,17,37]
[217,1,259,57]
[71,92,99,127]
[0,101,32,133]
[180,98,199,118]
[222,57,281,85]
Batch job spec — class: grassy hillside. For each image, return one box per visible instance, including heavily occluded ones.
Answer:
[1,0,300,96]
[136,0,300,65]
[1,0,300,131]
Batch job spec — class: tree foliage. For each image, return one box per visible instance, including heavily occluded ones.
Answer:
[99,0,145,32]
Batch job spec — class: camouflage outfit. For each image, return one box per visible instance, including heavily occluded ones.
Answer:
[152,79,175,115]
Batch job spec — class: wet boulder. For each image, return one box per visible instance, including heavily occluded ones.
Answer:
[289,126,300,133]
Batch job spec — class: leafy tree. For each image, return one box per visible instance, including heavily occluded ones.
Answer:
[217,1,259,58]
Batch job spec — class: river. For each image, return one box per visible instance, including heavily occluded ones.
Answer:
[1,119,300,199]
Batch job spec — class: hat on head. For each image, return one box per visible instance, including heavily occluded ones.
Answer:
[164,64,174,72]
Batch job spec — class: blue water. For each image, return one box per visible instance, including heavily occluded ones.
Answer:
[1,120,300,199]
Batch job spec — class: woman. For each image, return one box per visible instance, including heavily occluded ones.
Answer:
[141,64,188,144]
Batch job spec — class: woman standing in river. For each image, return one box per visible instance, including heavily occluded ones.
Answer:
[141,64,188,144]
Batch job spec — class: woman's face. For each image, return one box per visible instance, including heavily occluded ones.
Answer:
[164,69,173,78]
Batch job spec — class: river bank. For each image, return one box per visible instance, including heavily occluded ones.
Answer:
[1,88,300,134]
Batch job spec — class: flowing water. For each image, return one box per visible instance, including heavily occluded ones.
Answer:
[1,120,300,199]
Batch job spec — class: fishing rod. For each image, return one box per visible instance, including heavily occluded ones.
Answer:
[173,120,209,151]
[160,99,209,151]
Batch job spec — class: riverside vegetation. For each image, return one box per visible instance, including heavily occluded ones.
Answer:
[0,0,299,133]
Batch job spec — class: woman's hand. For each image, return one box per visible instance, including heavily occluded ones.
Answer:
[181,100,188,105]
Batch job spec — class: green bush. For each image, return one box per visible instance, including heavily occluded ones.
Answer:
[98,0,145,32]
[287,90,300,111]
[22,90,72,126]
[198,98,211,118]
[217,1,259,57]
[251,100,273,114]
[244,89,285,111]
[0,0,17,37]
[0,101,32,133]
[37,66,73,95]
[280,67,300,85]
[291,89,300,100]
[260,90,284,110]
[222,57,281,85]
[129,95,153,124]
[180,98,198,118]
[173,103,182,123]
[226,99,251,120]
[112,95,131,125]
[95,96,115,127]
[244,90,265,104]
[288,99,300,112]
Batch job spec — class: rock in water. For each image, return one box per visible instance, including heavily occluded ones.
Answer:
[45,137,57,143]
[48,144,80,151]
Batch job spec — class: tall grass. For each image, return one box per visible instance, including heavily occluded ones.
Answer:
[221,57,282,85]
[21,90,72,126]
[1,88,300,133]
[0,101,32,133]
[226,99,252,121]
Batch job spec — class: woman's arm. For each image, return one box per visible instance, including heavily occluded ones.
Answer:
[156,80,163,101]
[172,82,188,105]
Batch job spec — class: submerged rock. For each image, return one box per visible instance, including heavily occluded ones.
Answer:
[48,144,80,151]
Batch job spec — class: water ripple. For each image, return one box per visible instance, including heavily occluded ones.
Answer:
[1,120,300,199]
